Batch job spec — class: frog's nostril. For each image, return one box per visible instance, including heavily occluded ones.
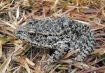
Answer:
[15,30,24,35]
[18,30,23,34]
[29,22,33,24]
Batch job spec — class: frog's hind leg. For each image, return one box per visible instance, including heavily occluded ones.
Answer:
[67,41,94,72]
[47,41,70,64]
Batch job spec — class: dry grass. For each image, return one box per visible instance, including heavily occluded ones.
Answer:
[0,0,105,73]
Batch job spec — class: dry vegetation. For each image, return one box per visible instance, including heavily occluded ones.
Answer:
[0,0,105,73]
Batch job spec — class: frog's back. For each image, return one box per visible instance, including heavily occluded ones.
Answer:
[15,16,94,49]
[22,17,72,46]
[27,17,71,35]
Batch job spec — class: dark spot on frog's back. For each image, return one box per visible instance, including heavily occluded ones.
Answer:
[68,20,75,27]
[43,35,47,38]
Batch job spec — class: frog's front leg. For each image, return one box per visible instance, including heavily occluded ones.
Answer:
[47,41,70,64]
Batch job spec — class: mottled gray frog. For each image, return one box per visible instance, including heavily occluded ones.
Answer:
[15,16,95,64]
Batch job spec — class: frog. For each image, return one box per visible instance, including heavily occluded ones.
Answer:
[15,16,95,65]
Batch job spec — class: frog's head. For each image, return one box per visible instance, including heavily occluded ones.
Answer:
[15,19,39,43]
